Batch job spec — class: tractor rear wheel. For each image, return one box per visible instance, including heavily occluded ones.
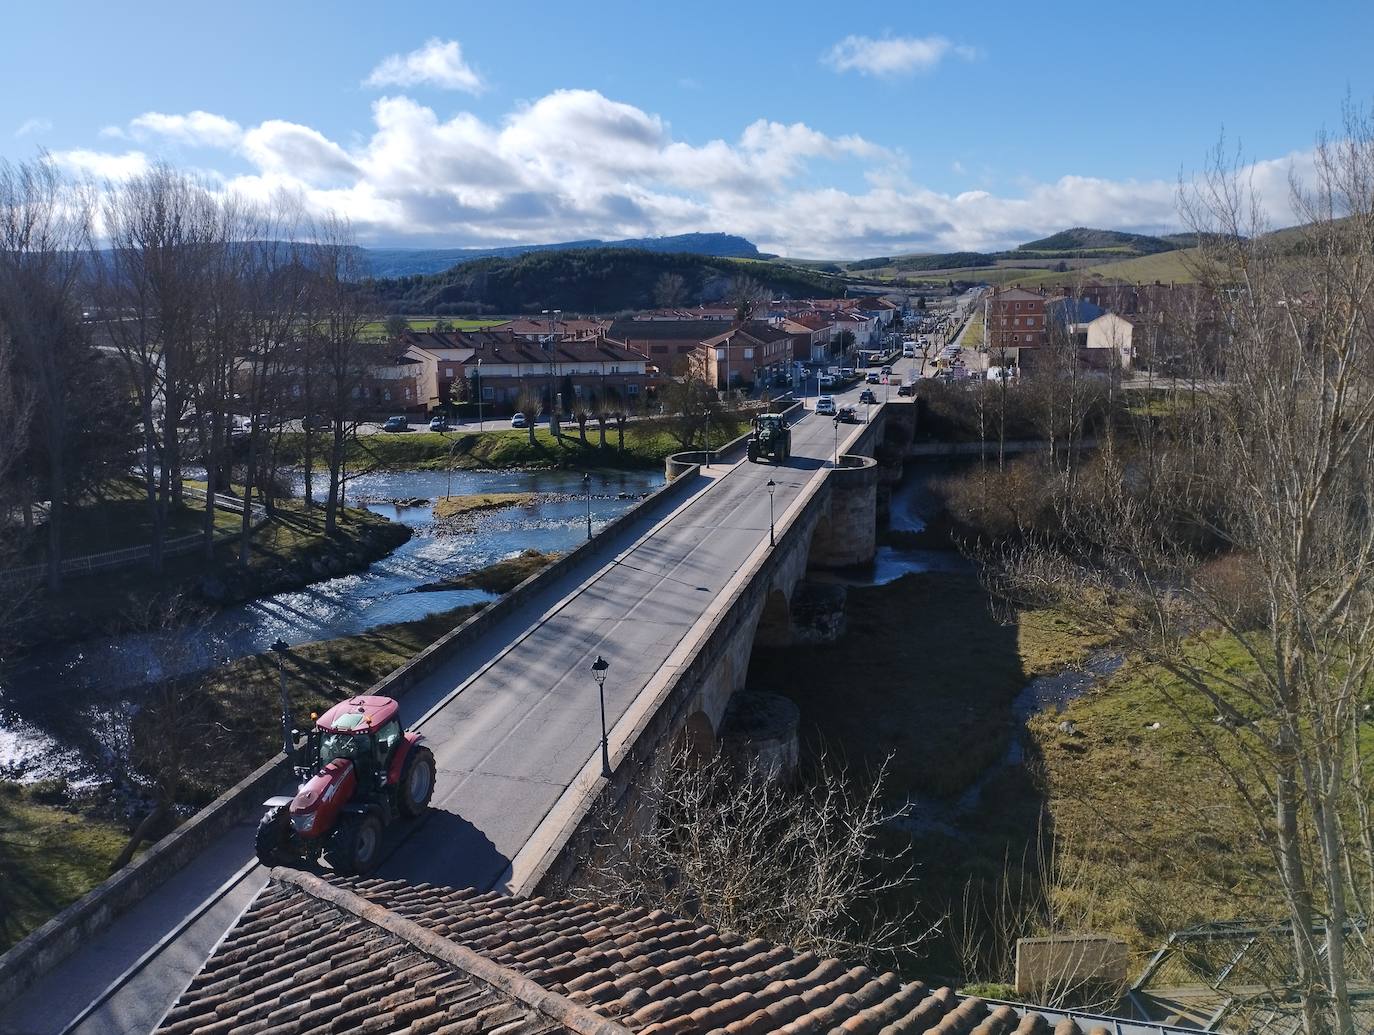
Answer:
[254,806,291,867]
[747,443,757,463]
[324,813,383,876]
[399,746,436,819]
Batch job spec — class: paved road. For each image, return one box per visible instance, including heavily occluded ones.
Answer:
[2,363,920,1035]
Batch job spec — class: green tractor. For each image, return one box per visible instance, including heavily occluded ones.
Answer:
[747,413,792,464]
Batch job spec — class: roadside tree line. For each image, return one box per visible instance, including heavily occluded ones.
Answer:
[0,156,385,595]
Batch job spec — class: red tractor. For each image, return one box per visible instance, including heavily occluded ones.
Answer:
[255,694,436,875]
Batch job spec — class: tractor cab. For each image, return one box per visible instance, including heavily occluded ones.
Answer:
[747,413,792,464]
[305,696,403,783]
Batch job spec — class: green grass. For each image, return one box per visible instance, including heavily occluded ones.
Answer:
[417,549,556,594]
[0,784,127,952]
[23,493,409,648]
[281,421,743,473]
[748,572,1107,798]
[432,492,536,519]
[359,317,506,336]
[1008,248,1203,290]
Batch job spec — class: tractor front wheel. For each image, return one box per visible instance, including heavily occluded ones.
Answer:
[254,806,291,867]
[399,746,436,819]
[324,813,383,876]
[747,444,757,463]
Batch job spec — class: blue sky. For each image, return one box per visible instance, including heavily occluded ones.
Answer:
[4,0,1371,256]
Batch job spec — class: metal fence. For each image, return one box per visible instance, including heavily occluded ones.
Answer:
[0,489,268,585]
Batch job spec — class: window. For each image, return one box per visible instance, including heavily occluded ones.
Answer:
[743,348,754,359]
[610,365,620,373]
[444,367,453,377]
[1012,335,1019,343]
[715,347,726,360]
[292,383,301,398]
[1014,302,1021,310]
[383,389,391,401]
[1013,318,1020,327]
[627,383,640,396]
[482,386,494,400]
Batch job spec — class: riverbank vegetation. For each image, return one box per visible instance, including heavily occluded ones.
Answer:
[432,492,536,520]
[0,782,127,952]
[15,489,409,650]
[417,549,556,593]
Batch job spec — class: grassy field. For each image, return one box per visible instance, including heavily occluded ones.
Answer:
[283,421,744,473]
[1005,248,1203,291]
[23,490,409,647]
[432,492,536,519]
[0,784,128,952]
[360,317,506,336]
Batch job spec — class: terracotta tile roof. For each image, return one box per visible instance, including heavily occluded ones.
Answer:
[161,870,1084,1035]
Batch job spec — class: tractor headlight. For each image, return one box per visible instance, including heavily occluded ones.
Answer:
[291,813,316,834]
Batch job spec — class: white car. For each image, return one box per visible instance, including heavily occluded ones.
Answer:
[510,412,529,428]
[815,396,836,416]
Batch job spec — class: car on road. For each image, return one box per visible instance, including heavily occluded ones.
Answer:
[814,396,836,416]
[428,415,450,432]
[382,415,408,433]
[897,382,916,397]
[836,405,860,423]
[510,411,529,429]
[858,388,877,405]
[839,367,855,378]
[818,374,835,388]
[305,413,331,432]
[865,371,880,384]
[880,366,893,376]
[902,344,916,358]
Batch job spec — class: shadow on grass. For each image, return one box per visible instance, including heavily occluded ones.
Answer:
[745,569,1056,982]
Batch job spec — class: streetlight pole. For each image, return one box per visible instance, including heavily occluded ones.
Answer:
[583,472,592,540]
[767,478,776,547]
[271,638,293,760]
[591,655,611,778]
[476,358,483,433]
[833,416,840,468]
[543,308,562,417]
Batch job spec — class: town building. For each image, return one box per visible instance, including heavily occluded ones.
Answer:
[400,329,655,415]
[986,287,1049,358]
[690,322,794,389]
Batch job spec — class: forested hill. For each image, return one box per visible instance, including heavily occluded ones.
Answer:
[362,232,764,278]
[371,248,841,315]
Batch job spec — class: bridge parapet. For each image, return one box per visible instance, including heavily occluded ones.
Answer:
[808,455,879,569]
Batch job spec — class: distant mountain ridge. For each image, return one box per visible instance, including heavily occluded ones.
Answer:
[362,233,764,278]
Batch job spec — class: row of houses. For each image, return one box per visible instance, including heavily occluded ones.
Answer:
[984,282,1208,373]
[374,297,906,413]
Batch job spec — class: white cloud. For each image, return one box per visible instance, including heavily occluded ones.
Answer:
[56,89,1322,258]
[364,38,484,93]
[823,34,976,78]
[51,148,150,180]
[127,110,244,149]
[14,117,52,138]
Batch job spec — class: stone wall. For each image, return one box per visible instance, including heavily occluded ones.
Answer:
[807,455,879,569]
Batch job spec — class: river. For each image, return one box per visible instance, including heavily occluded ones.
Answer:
[0,467,663,785]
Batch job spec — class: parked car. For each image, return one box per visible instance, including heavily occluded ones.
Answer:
[510,412,529,429]
[428,415,450,432]
[902,344,916,358]
[866,372,880,384]
[839,367,855,378]
[897,382,916,397]
[880,366,893,376]
[836,405,859,423]
[304,413,331,431]
[859,389,877,405]
[382,415,408,432]
[818,374,835,388]
[815,396,836,416]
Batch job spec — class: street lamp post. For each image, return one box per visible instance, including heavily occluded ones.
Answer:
[767,478,776,547]
[591,655,611,778]
[583,472,592,540]
[833,416,841,468]
[271,639,293,760]
[476,358,483,433]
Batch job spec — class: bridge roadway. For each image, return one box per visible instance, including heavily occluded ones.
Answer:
[2,360,917,1035]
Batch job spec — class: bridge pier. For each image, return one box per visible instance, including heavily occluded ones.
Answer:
[807,455,879,569]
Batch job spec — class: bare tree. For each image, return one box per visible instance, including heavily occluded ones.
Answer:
[575,747,934,969]
[516,387,541,446]
[0,156,94,591]
[100,165,219,572]
[306,214,376,535]
[654,271,688,308]
[986,109,1374,1035]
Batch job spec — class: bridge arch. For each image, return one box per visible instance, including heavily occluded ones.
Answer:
[753,588,792,648]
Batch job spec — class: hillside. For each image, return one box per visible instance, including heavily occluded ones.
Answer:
[362,233,764,278]
[372,247,842,315]
[1015,227,1177,254]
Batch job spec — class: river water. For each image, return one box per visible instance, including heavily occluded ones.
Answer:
[0,467,663,784]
